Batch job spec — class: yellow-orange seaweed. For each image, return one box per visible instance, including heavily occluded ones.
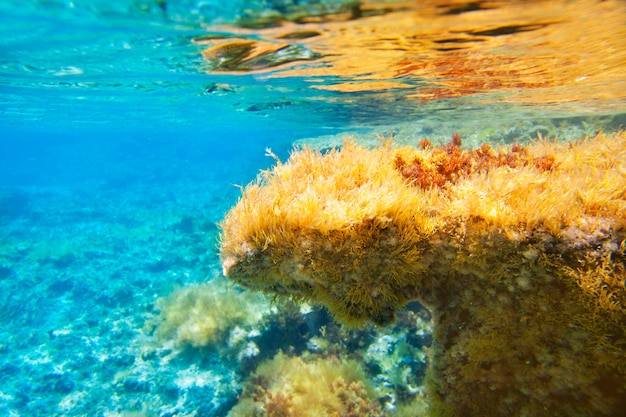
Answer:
[228,352,383,417]
[219,130,626,416]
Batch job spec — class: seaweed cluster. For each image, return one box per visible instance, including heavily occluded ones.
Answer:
[219,130,626,416]
[152,277,273,349]
[229,352,383,417]
[151,283,435,415]
[394,133,556,189]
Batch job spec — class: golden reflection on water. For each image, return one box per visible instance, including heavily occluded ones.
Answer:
[200,0,626,111]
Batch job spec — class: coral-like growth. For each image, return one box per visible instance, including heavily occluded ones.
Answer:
[219,131,626,416]
[154,276,272,348]
[394,133,556,189]
[228,352,383,417]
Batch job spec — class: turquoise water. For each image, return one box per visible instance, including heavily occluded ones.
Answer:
[0,2,380,416]
[1,1,625,416]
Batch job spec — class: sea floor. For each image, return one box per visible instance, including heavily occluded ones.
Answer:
[0,164,434,416]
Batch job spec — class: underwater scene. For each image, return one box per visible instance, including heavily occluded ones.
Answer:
[1,1,625,416]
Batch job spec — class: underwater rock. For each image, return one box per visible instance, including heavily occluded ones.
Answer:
[219,131,626,416]
[0,189,29,220]
[47,279,74,296]
[0,265,13,280]
[201,82,236,95]
[122,378,151,394]
[246,101,293,112]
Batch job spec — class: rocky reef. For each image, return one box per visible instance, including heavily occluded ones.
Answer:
[220,131,626,416]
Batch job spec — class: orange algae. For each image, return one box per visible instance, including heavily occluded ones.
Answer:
[219,130,626,416]
[394,133,557,189]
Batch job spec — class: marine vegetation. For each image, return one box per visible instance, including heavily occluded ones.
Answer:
[219,130,626,416]
[228,352,383,417]
[153,276,273,349]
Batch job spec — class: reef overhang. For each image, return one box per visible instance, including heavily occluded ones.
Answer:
[219,131,626,416]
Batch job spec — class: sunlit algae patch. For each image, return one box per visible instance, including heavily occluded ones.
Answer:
[219,131,626,417]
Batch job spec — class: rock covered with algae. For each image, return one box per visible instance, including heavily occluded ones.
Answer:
[219,131,626,416]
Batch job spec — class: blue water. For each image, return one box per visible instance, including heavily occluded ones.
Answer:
[0,2,364,416]
[1,1,625,416]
